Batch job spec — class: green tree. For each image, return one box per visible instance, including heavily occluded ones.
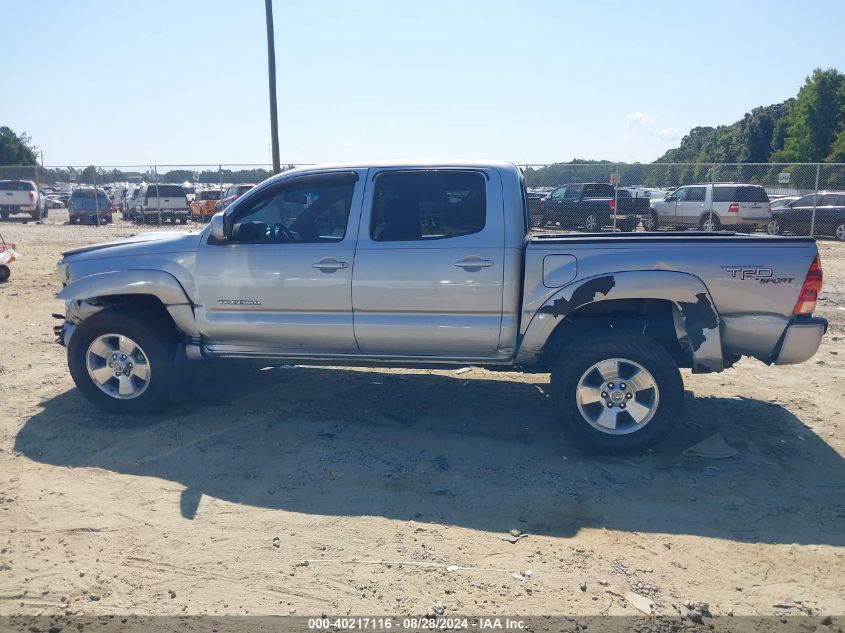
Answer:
[774,68,845,162]
[0,127,38,165]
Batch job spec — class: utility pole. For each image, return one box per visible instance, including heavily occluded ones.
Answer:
[265,0,281,174]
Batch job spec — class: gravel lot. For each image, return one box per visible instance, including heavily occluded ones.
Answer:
[1,210,843,618]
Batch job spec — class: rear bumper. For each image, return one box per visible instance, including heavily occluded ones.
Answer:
[774,317,828,365]
[1,204,36,212]
[720,215,770,227]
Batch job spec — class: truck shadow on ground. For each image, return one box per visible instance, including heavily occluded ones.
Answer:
[15,364,845,546]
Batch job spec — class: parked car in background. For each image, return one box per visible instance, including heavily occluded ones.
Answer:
[45,194,67,209]
[537,183,650,231]
[130,184,190,224]
[645,183,770,231]
[68,187,113,224]
[770,196,800,211]
[189,188,223,221]
[766,192,845,240]
[218,183,255,212]
[0,179,47,221]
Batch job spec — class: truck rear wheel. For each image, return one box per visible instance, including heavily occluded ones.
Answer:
[550,332,683,453]
[67,307,176,414]
[0,264,9,282]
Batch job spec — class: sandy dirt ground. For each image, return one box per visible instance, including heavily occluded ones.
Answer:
[0,210,843,620]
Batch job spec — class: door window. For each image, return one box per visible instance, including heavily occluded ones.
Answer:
[229,175,355,244]
[686,187,706,202]
[673,187,689,202]
[370,171,486,242]
[549,186,567,199]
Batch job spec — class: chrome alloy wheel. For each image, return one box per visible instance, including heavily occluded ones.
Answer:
[85,333,151,399]
[575,358,659,435]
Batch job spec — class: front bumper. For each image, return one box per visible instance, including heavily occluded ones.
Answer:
[774,317,828,365]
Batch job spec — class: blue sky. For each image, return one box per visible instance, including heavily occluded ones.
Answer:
[2,0,844,167]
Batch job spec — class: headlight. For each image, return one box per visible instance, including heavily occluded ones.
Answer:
[56,261,70,285]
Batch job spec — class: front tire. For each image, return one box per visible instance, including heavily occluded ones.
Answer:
[67,307,176,414]
[550,332,684,453]
[642,210,659,231]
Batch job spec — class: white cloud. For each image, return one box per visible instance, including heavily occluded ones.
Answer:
[655,127,682,141]
[625,111,656,125]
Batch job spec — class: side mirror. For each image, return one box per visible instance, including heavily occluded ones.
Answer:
[209,212,227,241]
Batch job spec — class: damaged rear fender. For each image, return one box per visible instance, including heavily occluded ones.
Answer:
[517,270,722,373]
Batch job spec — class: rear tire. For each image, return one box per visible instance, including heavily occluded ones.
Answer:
[584,213,600,232]
[67,307,176,414]
[835,222,845,242]
[0,264,9,282]
[550,332,684,454]
[1,211,8,221]
[699,214,721,231]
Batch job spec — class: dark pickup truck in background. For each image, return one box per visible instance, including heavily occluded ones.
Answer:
[533,183,650,232]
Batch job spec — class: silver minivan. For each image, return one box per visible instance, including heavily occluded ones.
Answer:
[646,183,771,231]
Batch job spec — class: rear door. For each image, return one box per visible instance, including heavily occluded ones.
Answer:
[816,194,845,232]
[352,168,505,357]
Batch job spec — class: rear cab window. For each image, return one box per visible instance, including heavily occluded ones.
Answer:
[0,180,36,191]
[370,171,486,242]
[146,185,185,198]
[713,185,768,203]
[582,184,615,198]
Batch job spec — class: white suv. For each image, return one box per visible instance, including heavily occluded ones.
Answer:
[645,183,771,231]
[130,184,190,224]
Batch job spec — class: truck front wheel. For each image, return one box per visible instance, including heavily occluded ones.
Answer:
[67,308,176,414]
[550,332,683,453]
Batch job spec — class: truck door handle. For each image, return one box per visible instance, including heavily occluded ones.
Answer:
[312,258,348,271]
[454,257,494,269]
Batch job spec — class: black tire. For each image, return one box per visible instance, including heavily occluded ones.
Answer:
[179,217,187,225]
[619,219,637,232]
[642,210,659,231]
[67,307,177,414]
[549,332,684,454]
[699,213,721,231]
[0,264,9,282]
[766,218,783,235]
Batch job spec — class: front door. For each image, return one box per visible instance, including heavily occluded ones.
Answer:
[193,170,366,355]
[351,169,505,358]
[676,185,707,226]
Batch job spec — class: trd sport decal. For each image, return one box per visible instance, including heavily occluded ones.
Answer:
[723,267,795,284]
[217,299,262,305]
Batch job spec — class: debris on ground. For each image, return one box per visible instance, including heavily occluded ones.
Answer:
[683,433,739,458]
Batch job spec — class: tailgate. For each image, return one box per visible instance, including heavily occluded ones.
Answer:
[738,201,770,219]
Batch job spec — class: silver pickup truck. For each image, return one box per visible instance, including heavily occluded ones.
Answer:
[54,161,827,452]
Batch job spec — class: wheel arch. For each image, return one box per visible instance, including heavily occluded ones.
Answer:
[57,270,198,337]
[517,270,723,373]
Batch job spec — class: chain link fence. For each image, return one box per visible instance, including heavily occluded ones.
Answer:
[522,162,845,238]
[1,162,844,238]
